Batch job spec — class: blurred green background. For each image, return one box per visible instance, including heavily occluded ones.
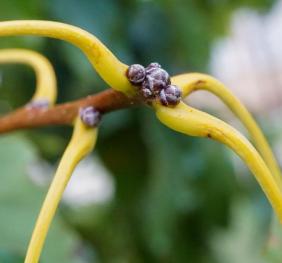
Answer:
[0,0,281,262]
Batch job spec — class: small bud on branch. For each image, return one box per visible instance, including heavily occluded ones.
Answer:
[0,89,142,134]
[80,106,101,127]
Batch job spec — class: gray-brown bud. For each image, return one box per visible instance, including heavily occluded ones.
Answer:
[159,85,181,106]
[80,106,101,127]
[26,99,50,109]
[126,64,146,85]
[145,62,161,73]
[142,67,171,95]
[140,87,154,99]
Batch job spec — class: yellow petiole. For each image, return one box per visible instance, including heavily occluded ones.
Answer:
[154,101,282,223]
[0,48,57,105]
[0,20,134,95]
[172,73,282,191]
[24,117,98,263]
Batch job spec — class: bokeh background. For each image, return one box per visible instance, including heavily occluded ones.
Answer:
[0,0,282,262]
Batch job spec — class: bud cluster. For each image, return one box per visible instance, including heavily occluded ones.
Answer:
[126,62,181,106]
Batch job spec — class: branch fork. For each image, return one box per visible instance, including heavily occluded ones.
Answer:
[0,20,281,263]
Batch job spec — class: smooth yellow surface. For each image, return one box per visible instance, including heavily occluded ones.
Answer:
[0,20,134,95]
[155,102,282,223]
[24,118,98,263]
[172,73,282,190]
[0,48,57,104]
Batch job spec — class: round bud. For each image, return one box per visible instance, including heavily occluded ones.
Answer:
[141,75,154,92]
[26,99,50,109]
[143,67,171,95]
[126,64,146,85]
[145,62,161,73]
[159,85,181,106]
[140,87,154,99]
[80,106,101,127]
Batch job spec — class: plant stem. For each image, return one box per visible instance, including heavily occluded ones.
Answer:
[155,101,282,222]
[24,118,98,263]
[0,20,134,95]
[172,73,282,191]
[0,48,57,104]
[0,89,141,133]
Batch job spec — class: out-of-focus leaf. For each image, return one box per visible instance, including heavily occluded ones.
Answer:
[0,249,23,263]
[210,198,268,263]
[139,111,237,262]
[264,215,282,262]
[0,134,87,263]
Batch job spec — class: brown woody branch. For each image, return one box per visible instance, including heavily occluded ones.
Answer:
[0,89,142,134]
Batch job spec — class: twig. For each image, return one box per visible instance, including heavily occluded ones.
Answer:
[0,89,142,133]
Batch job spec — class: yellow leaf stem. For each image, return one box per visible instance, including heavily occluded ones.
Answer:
[0,20,134,95]
[0,48,57,105]
[172,73,282,190]
[154,101,282,223]
[24,117,98,263]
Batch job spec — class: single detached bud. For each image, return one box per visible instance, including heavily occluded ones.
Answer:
[159,85,181,106]
[145,62,161,73]
[26,99,50,109]
[143,67,171,95]
[126,64,146,85]
[80,106,101,127]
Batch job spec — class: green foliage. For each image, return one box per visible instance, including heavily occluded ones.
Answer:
[264,216,282,262]
[0,135,88,263]
[211,198,267,263]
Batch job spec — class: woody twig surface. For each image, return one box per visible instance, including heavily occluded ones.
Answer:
[0,89,141,133]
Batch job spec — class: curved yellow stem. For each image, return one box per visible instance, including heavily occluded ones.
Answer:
[172,73,282,190]
[0,48,57,105]
[24,117,98,263]
[0,20,134,95]
[154,101,282,223]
